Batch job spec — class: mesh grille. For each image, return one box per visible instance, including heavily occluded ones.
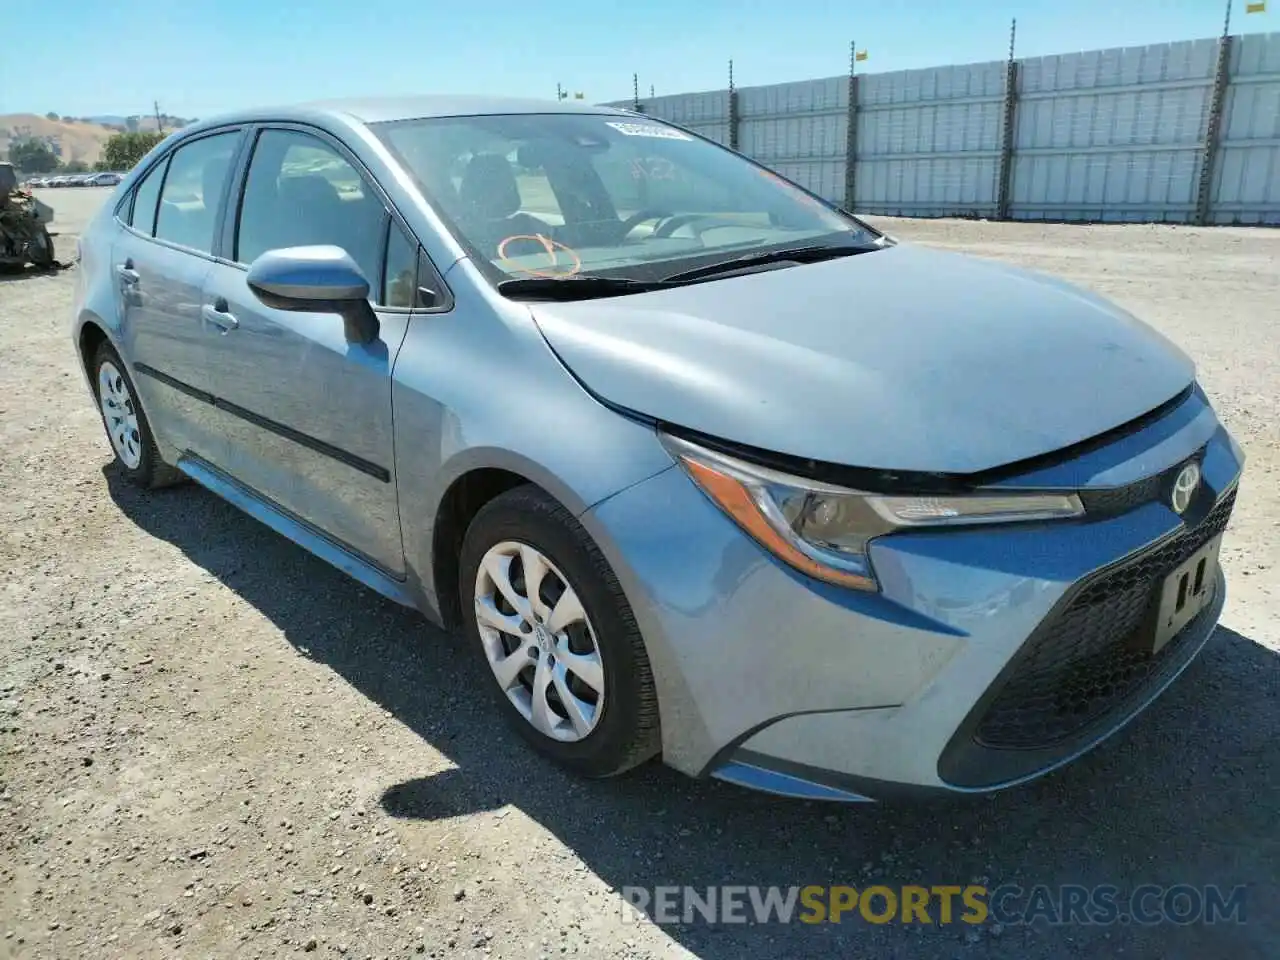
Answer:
[975,488,1236,749]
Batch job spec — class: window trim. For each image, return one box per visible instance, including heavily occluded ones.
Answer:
[226,121,453,313]
[113,125,249,262]
[381,216,453,314]
[124,154,169,236]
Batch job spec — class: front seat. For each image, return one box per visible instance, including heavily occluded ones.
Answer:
[458,154,553,256]
[275,174,346,245]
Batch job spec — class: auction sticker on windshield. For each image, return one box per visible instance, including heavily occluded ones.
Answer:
[606,121,692,140]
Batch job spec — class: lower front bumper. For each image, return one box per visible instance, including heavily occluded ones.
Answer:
[715,564,1224,801]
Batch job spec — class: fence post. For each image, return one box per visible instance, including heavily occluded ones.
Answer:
[996,19,1019,221]
[728,59,740,151]
[844,41,859,212]
[1195,32,1233,226]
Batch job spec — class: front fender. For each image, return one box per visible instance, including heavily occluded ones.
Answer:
[391,272,676,617]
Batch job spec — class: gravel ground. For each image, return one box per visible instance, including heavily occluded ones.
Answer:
[1,190,1277,960]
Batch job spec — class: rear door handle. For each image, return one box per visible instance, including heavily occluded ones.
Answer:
[116,259,139,284]
[201,299,239,332]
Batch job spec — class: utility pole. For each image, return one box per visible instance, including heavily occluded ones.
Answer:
[633,73,640,110]
[154,100,163,133]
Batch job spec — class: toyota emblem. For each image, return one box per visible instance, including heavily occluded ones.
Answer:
[1170,461,1201,515]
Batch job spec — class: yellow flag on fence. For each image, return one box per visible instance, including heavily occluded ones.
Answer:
[1246,0,1266,13]
[855,50,869,61]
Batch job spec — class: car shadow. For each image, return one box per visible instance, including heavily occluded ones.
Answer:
[104,464,1279,959]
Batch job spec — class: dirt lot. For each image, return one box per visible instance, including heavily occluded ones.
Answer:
[2,189,1277,960]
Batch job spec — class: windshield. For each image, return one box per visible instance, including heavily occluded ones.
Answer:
[372,112,880,286]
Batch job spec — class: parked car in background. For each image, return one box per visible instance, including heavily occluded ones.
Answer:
[88,172,124,187]
[70,96,1244,802]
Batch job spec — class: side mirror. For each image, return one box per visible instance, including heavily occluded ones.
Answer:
[246,245,380,345]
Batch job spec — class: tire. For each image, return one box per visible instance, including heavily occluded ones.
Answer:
[91,341,184,489]
[27,227,54,269]
[459,484,661,778]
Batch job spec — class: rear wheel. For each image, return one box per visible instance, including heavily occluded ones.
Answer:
[91,341,183,488]
[459,485,661,778]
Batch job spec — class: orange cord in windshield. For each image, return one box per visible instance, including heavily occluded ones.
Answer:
[496,233,583,278]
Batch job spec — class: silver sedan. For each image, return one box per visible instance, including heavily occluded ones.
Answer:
[70,96,1244,801]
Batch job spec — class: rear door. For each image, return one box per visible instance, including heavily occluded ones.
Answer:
[197,125,423,575]
[112,128,244,462]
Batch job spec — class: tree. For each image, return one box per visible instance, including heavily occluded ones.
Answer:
[8,138,58,173]
[101,131,165,171]
[45,111,60,121]
[62,159,90,173]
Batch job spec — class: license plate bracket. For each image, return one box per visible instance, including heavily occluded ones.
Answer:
[1147,534,1223,654]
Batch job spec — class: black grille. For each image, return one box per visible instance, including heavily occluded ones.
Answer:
[1077,449,1204,517]
[973,488,1236,750]
[1078,475,1164,515]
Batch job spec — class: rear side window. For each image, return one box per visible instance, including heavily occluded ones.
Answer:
[235,129,385,286]
[128,160,166,235]
[153,132,240,254]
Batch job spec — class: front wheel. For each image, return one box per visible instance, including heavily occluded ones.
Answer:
[459,485,661,778]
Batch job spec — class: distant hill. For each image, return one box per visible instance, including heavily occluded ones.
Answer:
[0,114,112,166]
[86,114,193,132]
[0,112,194,168]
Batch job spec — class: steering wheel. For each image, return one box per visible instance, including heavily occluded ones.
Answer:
[615,209,674,241]
[651,213,725,239]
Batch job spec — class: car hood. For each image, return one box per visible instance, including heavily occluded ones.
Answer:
[529,243,1195,475]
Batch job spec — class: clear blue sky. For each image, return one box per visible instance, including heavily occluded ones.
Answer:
[2,0,1272,118]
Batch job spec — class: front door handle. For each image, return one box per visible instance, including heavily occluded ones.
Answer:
[201,299,239,332]
[116,258,139,285]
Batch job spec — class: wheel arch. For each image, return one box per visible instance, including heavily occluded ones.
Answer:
[74,314,114,395]
[431,466,547,630]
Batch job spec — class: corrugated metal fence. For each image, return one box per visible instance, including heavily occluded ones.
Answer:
[608,32,1280,225]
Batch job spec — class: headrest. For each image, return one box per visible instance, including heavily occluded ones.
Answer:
[459,153,521,219]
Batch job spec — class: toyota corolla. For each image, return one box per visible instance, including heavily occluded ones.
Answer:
[70,96,1245,801]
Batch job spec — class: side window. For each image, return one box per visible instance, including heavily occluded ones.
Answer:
[153,132,239,254]
[236,129,384,287]
[127,159,167,235]
[383,220,418,308]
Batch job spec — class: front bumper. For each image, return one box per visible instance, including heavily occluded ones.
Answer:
[579,388,1245,799]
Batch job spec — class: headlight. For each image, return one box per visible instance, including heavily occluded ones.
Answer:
[661,434,1084,591]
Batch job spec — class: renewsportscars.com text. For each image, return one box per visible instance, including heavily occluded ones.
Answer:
[620,884,1249,926]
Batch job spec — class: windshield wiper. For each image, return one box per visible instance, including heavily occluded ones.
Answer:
[660,241,879,283]
[497,275,679,302]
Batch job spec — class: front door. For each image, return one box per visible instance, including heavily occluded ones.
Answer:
[198,126,417,575]
[114,128,243,463]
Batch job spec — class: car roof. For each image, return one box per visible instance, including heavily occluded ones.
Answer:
[184,95,637,131]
